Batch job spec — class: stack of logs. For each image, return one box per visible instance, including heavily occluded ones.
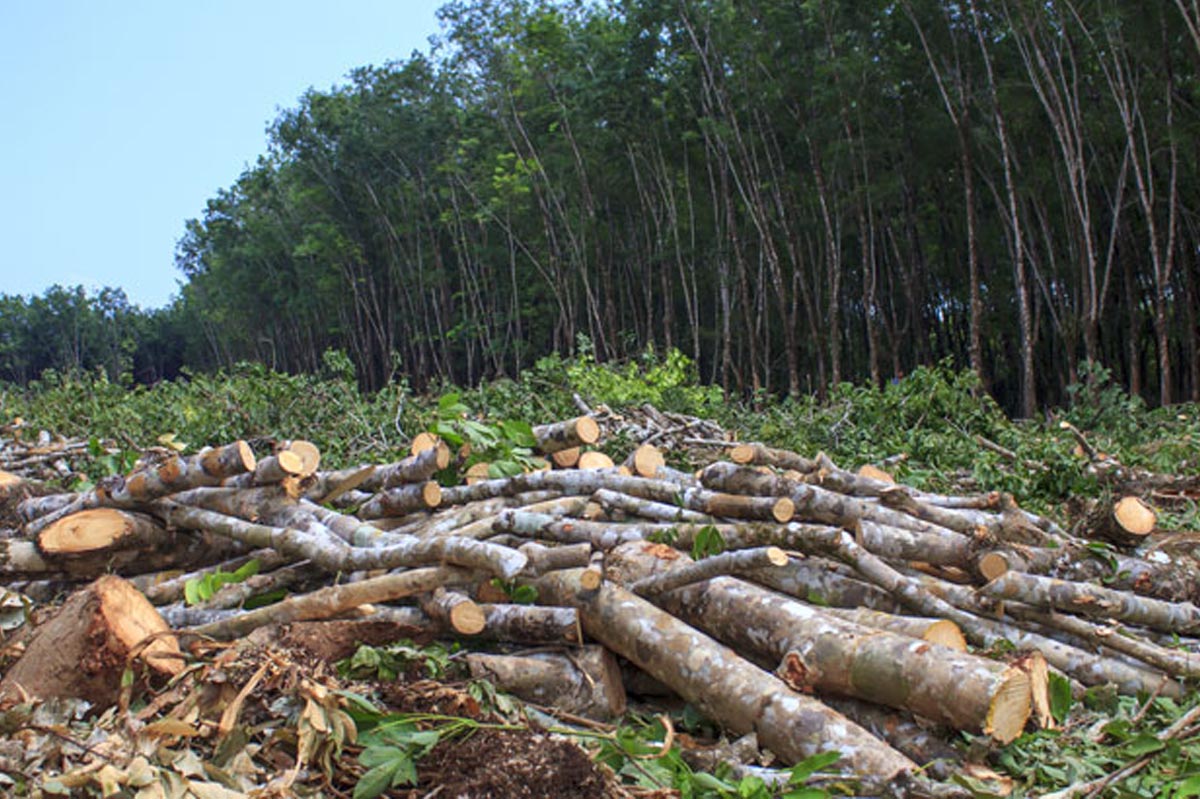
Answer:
[1,412,1196,796]
[0,418,111,486]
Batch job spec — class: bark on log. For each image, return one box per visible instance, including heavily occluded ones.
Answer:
[819,607,968,652]
[186,566,470,640]
[744,557,900,612]
[781,524,1182,697]
[370,603,583,645]
[982,571,1200,634]
[727,443,816,473]
[608,542,1033,743]
[533,416,601,454]
[420,587,486,635]
[0,575,182,707]
[532,568,917,787]
[591,488,711,523]
[358,482,442,519]
[466,645,626,720]
[518,541,594,575]
[629,547,790,596]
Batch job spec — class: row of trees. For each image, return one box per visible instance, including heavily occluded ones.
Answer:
[0,287,186,386]
[9,1,1200,415]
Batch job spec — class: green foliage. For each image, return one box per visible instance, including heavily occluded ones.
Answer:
[691,525,727,560]
[995,691,1200,796]
[427,391,541,479]
[183,559,260,606]
[338,641,460,682]
[489,578,539,605]
[564,342,724,416]
[588,715,842,797]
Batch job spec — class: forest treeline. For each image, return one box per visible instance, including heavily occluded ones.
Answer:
[2,0,1199,415]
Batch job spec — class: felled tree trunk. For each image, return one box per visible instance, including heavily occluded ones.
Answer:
[37,509,166,558]
[981,571,1200,634]
[532,568,918,787]
[466,645,625,720]
[0,575,182,708]
[607,542,1033,743]
[1081,496,1156,547]
[533,416,601,454]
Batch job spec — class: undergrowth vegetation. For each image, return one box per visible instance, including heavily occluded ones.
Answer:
[4,348,1196,517]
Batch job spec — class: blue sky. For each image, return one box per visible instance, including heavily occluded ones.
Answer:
[0,1,445,308]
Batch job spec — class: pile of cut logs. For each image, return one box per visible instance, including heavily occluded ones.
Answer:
[1,411,1196,796]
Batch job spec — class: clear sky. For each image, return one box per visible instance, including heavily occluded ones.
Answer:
[0,0,446,309]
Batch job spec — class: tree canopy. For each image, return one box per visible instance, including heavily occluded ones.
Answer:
[5,0,1199,414]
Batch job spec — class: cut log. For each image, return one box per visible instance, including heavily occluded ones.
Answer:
[629,547,789,596]
[591,488,710,523]
[727,443,815,473]
[820,607,967,652]
[608,542,1033,743]
[420,587,486,635]
[37,509,166,557]
[358,482,443,519]
[577,451,615,470]
[981,571,1200,634]
[518,541,594,575]
[1083,496,1157,547]
[370,603,583,645]
[857,464,895,484]
[465,462,492,484]
[279,440,321,477]
[0,470,21,502]
[550,447,581,468]
[745,557,900,612]
[625,444,666,478]
[466,645,625,720]
[0,575,182,708]
[533,416,601,454]
[532,568,917,786]
[186,566,469,639]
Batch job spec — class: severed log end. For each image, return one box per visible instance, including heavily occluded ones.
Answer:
[976,551,1012,582]
[550,447,581,468]
[0,575,182,708]
[1014,651,1054,730]
[281,440,321,477]
[579,551,606,591]
[37,508,162,557]
[857,464,895,484]
[411,433,453,470]
[923,619,968,652]
[199,440,257,478]
[771,497,795,523]
[578,451,615,470]
[0,469,21,501]
[984,665,1034,744]
[534,416,601,454]
[727,443,756,465]
[626,444,666,478]
[465,463,491,484]
[422,588,487,635]
[1114,496,1156,537]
